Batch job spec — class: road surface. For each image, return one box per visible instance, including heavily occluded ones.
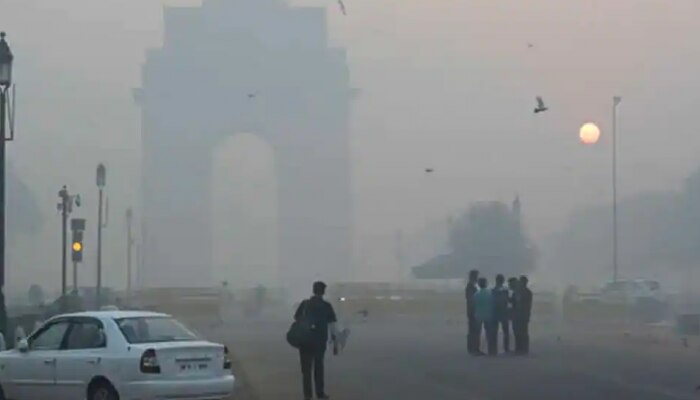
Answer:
[201,315,700,400]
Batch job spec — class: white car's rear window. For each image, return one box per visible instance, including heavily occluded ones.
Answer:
[115,316,199,344]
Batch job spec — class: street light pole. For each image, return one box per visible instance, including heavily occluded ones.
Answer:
[612,96,622,282]
[0,86,5,333]
[97,187,103,306]
[96,164,106,309]
[135,243,141,290]
[59,186,69,297]
[126,207,133,300]
[0,32,12,337]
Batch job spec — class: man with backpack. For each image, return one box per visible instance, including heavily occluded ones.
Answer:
[293,281,338,400]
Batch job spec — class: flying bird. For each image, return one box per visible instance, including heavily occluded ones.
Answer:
[527,43,534,48]
[337,0,347,15]
[534,96,548,114]
[425,168,434,173]
[247,92,258,99]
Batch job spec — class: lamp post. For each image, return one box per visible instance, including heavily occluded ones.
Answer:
[612,96,622,282]
[96,163,106,308]
[0,32,14,336]
[126,207,133,301]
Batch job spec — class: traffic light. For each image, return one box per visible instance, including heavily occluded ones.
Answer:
[71,230,84,262]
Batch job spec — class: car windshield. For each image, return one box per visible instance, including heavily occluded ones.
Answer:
[114,316,198,344]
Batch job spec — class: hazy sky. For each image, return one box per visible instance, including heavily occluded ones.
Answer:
[1,0,700,288]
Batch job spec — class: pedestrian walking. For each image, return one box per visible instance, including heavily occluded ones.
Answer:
[294,281,338,400]
[465,269,480,355]
[513,276,533,355]
[492,274,510,353]
[473,277,497,356]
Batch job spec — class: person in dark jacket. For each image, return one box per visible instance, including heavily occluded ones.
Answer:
[492,274,510,353]
[465,269,480,355]
[507,277,518,349]
[294,281,338,400]
[513,276,533,355]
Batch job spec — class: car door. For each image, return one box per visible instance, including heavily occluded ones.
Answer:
[54,318,108,400]
[9,320,70,400]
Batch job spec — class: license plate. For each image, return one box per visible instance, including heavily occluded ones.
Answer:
[178,362,209,372]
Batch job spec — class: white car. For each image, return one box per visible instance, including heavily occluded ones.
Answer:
[0,310,235,400]
[600,279,667,305]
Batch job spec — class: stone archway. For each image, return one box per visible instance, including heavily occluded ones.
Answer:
[212,132,278,288]
[136,0,353,290]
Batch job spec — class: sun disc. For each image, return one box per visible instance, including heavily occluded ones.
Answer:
[579,122,601,145]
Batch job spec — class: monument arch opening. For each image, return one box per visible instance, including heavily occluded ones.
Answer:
[212,133,279,289]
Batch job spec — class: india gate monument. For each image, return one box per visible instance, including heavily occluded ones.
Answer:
[136,0,354,291]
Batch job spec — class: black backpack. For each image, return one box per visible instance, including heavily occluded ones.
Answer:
[286,300,314,349]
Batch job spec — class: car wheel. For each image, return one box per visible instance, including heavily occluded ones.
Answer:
[89,382,119,400]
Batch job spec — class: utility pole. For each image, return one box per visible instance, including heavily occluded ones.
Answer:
[0,84,5,336]
[96,164,106,308]
[134,243,141,291]
[126,207,133,300]
[612,96,622,282]
[140,221,147,290]
[0,32,14,336]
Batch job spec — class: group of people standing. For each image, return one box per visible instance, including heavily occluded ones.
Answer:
[290,275,534,399]
[466,269,533,356]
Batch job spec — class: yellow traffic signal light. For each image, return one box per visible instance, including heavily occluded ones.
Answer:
[71,229,84,262]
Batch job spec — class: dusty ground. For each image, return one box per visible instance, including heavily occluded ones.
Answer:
[197,314,700,400]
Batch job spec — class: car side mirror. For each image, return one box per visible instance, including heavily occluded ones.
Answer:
[17,339,29,353]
